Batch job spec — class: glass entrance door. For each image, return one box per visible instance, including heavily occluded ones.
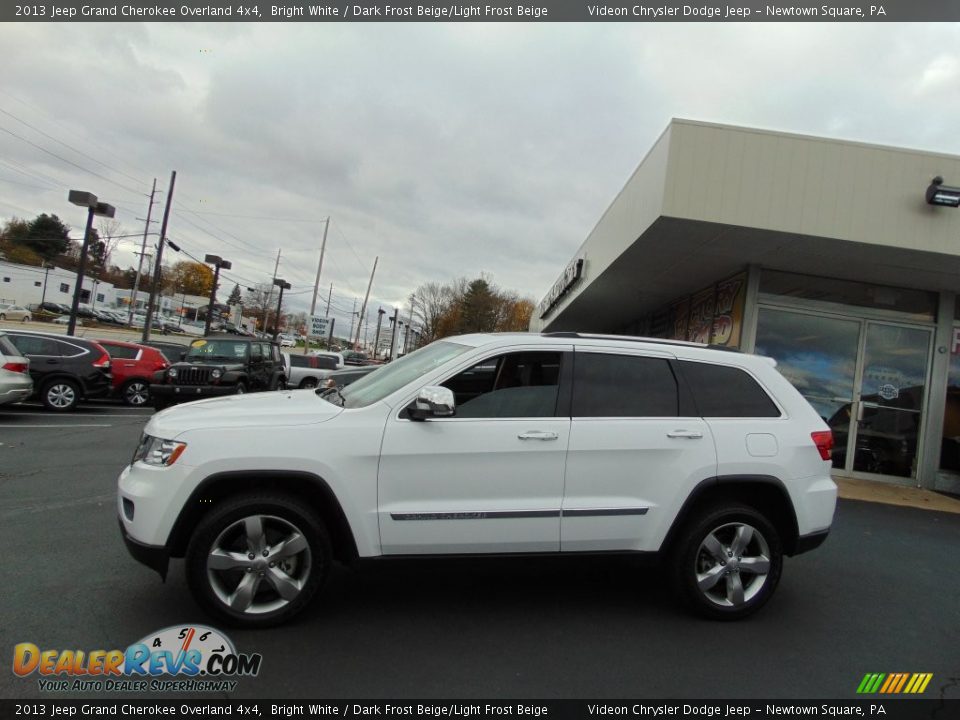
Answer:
[851,323,932,479]
[755,308,933,483]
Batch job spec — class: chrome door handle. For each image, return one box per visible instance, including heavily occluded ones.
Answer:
[667,430,703,439]
[518,431,559,441]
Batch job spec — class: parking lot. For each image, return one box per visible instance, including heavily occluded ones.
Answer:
[0,396,958,701]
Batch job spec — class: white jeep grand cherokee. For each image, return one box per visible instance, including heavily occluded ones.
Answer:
[118,332,837,627]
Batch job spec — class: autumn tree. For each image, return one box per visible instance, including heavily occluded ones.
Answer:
[168,261,214,297]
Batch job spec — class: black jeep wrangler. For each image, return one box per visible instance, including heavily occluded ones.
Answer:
[150,335,287,410]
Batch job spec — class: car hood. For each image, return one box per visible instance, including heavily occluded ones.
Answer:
[146,389,343,437]
[172,360,245,369]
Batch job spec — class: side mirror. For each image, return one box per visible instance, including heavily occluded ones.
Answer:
[408,386,456,421]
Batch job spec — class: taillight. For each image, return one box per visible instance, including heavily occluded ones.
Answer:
[811,431,834,461]
[92,352,111,369]
[2,362,28,373]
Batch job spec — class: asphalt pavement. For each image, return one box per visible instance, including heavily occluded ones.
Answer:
[1,401,958,700]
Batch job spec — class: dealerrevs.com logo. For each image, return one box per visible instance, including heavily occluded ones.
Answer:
[13,625,262,693]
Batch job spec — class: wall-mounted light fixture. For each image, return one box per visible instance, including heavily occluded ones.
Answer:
[926,176,960,207]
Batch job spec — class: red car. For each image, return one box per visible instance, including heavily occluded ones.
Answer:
[96,339,170,406]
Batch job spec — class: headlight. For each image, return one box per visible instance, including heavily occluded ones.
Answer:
[211,368,222,379]
[168,367,178,378]
[133,435,187,466]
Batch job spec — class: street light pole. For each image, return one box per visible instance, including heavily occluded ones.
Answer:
[203,254,232,335]
[67,190,115,337]
[272,279,290,342]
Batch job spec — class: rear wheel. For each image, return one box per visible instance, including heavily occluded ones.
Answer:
[122,379,150,406]
[235,381,247,395]
[41,378,80,412]
[299,377,318,389]
[185,494,331,627]
[669,503,782,620]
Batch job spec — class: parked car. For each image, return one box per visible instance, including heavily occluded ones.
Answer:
[277,334,297,348]
[342,350,369,365]
[321,364,377,390]
[310,350,344,369]
[4,329,112,411]
[0,332,33,406]
[141,341,188,365]
[96,339,170,406]
[283,351,337,389]
[35,301,66,315]
[0,304,32,322]
[149,334,286,410]
[118,332,839,627]
[52,316,81,326]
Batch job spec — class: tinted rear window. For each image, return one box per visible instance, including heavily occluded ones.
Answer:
[679,361,781,418]
[573,353,678,417]
[103,344,139,360]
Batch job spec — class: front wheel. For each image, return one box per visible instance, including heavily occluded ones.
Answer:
[669,503,782,620]
[185,494,331,627]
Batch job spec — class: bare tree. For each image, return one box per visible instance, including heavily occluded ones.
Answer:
[97,218,124,269]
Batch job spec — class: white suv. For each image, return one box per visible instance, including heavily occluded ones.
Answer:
[118,332,837,627]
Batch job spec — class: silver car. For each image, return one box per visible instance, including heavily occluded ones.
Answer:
[282,352,338,389]
[0,332,33,406]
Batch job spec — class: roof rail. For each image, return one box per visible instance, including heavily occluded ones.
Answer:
[540,331,741,353]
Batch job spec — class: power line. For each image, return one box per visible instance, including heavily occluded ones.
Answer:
[0,106,150,191]
[0,124,149,199]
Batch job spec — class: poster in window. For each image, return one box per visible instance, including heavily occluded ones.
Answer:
[687,287,716,344]
[711,272,746,348]
[669,297,690,341]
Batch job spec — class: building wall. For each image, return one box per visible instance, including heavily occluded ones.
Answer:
[663,120,960,256]
[0,261,117,308]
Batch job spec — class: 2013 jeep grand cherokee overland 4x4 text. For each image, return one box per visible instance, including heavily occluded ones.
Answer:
[118,332,837,627]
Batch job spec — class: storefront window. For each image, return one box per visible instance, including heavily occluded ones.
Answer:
[755,308,859,470]
[761,270,936,321]
[939,327,960,476]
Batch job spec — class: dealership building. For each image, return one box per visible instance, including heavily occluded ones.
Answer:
[531,119,960,493]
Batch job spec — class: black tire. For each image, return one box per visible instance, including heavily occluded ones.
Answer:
[41,378,80,412]
[22,316,29,323]
[185,493,331,628]
[668,503,782,621]
[276,378,288,391]
[234,381,247,395]
[0,314,5,321]
[122,379,150,407]
[299,377,318,389]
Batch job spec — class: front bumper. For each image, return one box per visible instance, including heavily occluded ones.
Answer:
[150,383,238,401]
[118,516,169,580]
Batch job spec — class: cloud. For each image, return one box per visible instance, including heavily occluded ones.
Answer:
[2,22,960,335]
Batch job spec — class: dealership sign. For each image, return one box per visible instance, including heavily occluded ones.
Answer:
[537,258,584,319]
[309,315,331,337]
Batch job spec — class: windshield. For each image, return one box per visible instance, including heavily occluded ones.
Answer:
[338,341,472,409]
[186,339,249,362]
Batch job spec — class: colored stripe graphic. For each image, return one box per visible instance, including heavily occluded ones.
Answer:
[857,673,932,694]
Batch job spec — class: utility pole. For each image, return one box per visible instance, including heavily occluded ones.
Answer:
[128,178,157,326]
[142,171,176,342]
[264,248,281,331]
[403,295,415,354]
[304,217,330,355]
[348,298,357,345]
[325,284,332,317]
[354,256,378,349]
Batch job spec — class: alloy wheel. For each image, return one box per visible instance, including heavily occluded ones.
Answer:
[206,514,312,615]
[47,383,77,410]
[124,381,149,406]
[694,522,771,608]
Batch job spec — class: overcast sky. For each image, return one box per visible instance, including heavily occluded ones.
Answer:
[2,21,959,334]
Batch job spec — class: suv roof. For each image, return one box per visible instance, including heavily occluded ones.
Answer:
[200,333,277,344]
